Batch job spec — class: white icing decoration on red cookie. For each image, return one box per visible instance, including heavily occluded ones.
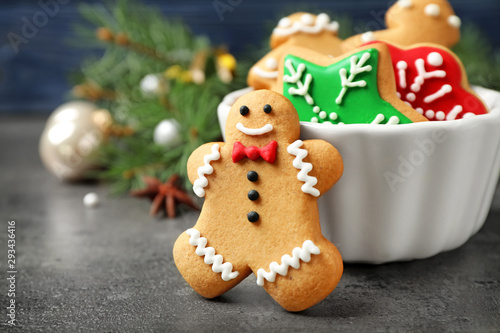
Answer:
[256,240,320,286]
[423,84,452,103]
[371,114,400,125]
[284,60,314,105]
[406,92,416,102]
[410,58,446,92]
[446,105,463,120]
[273,13,338,37]
[236,123,273,136]
[287,140,320,197]
[335,52,372,105]
[424,4,440,17]
[427,52,443,67]
[448,15,461,28]
[397,61,408,89]
[193,144,220,197]
[251,66,278,79]
[436,111,446,120]
[425,110,435,119]
[186,228,239,281]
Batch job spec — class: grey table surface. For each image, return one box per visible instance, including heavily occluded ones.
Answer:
[1,116,500,332]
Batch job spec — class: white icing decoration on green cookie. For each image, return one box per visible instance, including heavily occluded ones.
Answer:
[335,52,372,105]
[284,60,314,105]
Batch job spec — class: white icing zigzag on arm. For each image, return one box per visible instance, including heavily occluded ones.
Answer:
[193,144,220,197]
[256,240,320,286]
[186,228,239,282]
[287,140,320,197]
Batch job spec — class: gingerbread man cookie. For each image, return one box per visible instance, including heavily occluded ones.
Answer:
[248,12,343,91]
[342,0,461,52]
[365,42,488,120]
[173,89,344,312]
[275,43,428,124]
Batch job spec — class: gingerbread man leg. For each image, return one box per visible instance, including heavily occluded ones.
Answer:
[173,230,251,298]
[253,237,343,312]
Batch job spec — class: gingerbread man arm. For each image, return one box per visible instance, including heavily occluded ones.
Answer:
[187,142,225,197]
[287,139,343,197]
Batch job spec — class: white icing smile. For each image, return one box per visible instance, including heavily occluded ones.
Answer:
[251,66,278,79]
[236,123,273,136]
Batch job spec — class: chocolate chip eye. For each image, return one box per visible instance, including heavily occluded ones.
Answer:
[263,104,272,114]
[240,105,249,116]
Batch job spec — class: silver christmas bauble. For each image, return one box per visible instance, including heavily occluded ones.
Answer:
[140,74,169,96]
[39,101,106,181]
[153,119,182,147]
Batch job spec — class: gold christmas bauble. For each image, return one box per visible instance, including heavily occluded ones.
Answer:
[39,101,107,181]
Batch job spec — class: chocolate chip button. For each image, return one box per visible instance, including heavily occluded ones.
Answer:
[263,104,272,114]
[240,105,249,116]
[247,171,258,182]
[247,211,259,223]
[248,190,259,201]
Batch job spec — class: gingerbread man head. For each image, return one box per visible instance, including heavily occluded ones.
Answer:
[385,0,461,47]
[342,0,461,52]
[224,89,300,148]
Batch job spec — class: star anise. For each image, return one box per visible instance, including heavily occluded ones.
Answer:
[130,174,198,218]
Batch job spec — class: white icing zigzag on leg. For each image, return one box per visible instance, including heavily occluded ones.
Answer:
[287,140,320,197]
[186,228,239,282]
[193,144,220,197]
[256,240,320,287]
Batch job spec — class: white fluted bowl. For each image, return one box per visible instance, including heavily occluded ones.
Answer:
[217,86,500,263]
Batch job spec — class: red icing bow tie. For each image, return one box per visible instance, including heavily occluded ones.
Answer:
[232,141,278,163]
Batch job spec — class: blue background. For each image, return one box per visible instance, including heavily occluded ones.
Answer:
[0,0,499,114]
